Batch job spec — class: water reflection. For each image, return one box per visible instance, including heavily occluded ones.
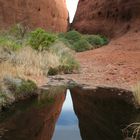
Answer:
[0,86,66,140]
[52,89,82,140]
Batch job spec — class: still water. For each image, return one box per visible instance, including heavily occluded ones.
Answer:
[0,86,140,140]
[52,90,81,140]
[0,87,81,140]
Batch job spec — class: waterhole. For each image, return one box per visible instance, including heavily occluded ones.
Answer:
[0,86,139,140]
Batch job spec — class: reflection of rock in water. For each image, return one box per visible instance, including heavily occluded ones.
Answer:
[0,87,66,140]
[70,86,140,140]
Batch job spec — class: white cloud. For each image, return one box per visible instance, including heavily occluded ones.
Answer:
[66,0,79,23]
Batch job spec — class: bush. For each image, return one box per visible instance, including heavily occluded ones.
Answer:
[15,80,37,97]
[59,54,79,74]
[59,30,81,44]
[84,35,109,47]
[0,24,29,51]
[59,30,109,52]
[48,67,59,76]
[4,78,37,99]
[72,38,93,52]
[0,36,22,51]
[29,28,57,51]
[48,41,79,75]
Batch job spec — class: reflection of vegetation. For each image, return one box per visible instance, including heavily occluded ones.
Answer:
[122,122,140,140]
[0,86,66,122]
[132,82,140,105]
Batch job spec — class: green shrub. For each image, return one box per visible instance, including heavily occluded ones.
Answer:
[15,80,37,97]
[59,51,79,74]
[84,35,109,47]
[48,67,59,76]
[4,78,37,97]
[59,30,81,44]
[72,38,93,52]
[59,30,109,52]
[49,41,79,75]
[0,24,28,51]
[58,37,72,49]
[29,28,57,51]
[0,36,22,51]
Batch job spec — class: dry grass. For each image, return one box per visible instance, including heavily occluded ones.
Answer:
[0,46,60,85]
[132,82,140,106]
[122,122,140,140]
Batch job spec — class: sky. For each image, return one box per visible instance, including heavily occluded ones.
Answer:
[66,0,79,23]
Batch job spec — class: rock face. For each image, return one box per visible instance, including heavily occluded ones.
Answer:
[0,0,68,32]
[70,86,139,140]
[72,0,140,37]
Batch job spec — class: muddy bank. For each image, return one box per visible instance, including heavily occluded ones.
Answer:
[70,86,140,140]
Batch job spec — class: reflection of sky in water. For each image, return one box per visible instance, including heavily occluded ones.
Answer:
[52,90,82,140]
[62,90,74,111]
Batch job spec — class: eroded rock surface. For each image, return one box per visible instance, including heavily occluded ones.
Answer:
[0,0,68,32]
[72,0,140,37]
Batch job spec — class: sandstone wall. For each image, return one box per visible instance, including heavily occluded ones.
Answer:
[72,0,140,37]
[0,0,68,32]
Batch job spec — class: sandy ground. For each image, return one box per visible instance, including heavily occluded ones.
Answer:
[61,31,140,90]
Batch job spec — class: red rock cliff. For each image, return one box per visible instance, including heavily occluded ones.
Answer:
[0,0,68,32]
[72,0,140,37]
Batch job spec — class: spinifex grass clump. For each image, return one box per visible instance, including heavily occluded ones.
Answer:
[0,24,29,51]
[59,30,109,52]
[48,41,79,75]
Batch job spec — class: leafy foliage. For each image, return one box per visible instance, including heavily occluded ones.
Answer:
[73,38,93,52]
[84,35,109,46]
[59,30,109,52]
[59,30,81,43]
[0,36,22,51]
[29,28,57,51]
